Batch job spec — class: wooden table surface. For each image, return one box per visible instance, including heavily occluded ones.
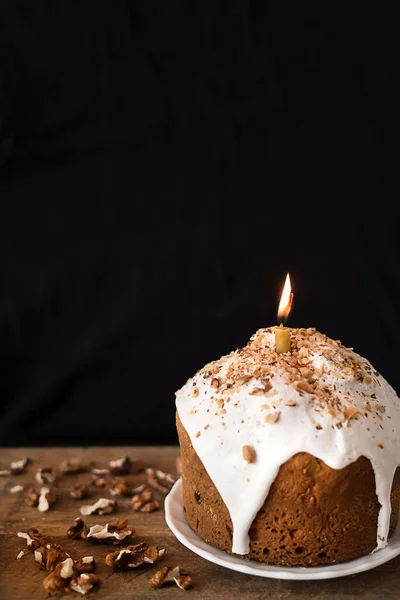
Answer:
[1,446,399,600]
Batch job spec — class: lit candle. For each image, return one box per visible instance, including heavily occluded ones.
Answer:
[275,273,293,354]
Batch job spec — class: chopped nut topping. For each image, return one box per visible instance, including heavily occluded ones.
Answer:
[187,327,378,427]
[148,566,193,590]
[105,543,166,570]
[16,550,25,560]
[242,445,256,464]
[265,412,280,424]
[80,498,116,516]
[294,381,315,395]
[285,400,297,407]
[146,468,176,494]
[343,405,358,421]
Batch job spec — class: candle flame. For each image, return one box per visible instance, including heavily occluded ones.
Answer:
[277,273,293,322]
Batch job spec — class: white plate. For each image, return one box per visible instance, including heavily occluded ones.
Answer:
[165,478,400,580]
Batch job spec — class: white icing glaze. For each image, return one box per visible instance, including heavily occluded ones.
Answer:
[175,327,400,555]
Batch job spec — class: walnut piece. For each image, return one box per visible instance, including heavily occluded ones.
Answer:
[80,498,116,516]
[109,456,144,475]
[35,543,69,572]
[10,485,24,493]
[35,467,56,485]
[59,457,89,474]
[38,487,58,512]
[10,457,30,475]
[146,468,176,493]
[148,566,193,590]
[86,519,134,543]
[67,518,89,540]
[25,488,40,507]
[75,556,96,574]
[242,445,256,464]
[70,482,88,500]
[131,488,160,513]
[105,542,166,570]
[70,573,99,595]
[107,477,132,496]
[90,470,113,488]
[17,529,47,550]
[42,558,73,596]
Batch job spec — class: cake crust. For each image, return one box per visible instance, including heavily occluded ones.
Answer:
[177,414,400,566]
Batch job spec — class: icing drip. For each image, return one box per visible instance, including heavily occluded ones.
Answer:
[175,327,400,555]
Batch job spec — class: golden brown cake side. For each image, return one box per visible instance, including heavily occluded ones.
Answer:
[177,413,400,566]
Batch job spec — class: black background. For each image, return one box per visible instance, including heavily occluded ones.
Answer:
[0,2,398,447]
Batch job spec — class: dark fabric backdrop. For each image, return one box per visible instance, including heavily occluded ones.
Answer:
[0,2,398,446]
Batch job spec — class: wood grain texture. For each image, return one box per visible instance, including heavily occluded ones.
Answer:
[0,446,399,599]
